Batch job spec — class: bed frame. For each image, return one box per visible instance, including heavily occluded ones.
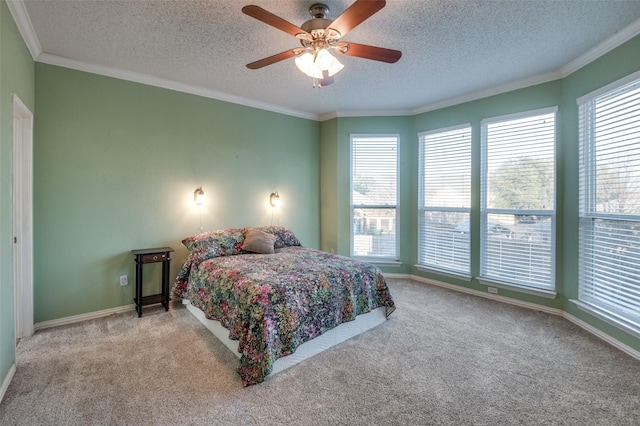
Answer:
[183,300,388,376]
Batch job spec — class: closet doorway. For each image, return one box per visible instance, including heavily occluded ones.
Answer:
[12,94,34,340]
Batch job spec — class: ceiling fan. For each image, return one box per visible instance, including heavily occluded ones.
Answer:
[242,0,402,87]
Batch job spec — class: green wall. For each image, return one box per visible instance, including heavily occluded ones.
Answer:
[320,115,413,272]
[34,63,320,322]
[320,34,640,352]
[319,118,338,253]
[0,0,35,391]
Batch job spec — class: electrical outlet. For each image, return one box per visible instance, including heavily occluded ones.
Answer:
[488,286,498,294]
[119,275,128,286]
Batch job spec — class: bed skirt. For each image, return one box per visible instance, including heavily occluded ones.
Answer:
[183,300,388,377]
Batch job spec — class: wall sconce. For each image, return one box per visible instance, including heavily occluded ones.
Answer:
[194,187,205,205]
[269,191,280,207]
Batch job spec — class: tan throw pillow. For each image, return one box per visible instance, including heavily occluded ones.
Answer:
[242,229,276,254]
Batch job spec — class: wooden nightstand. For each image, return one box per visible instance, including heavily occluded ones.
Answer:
[132,247,174,317]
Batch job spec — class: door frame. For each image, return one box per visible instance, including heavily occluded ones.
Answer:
[12,94,34,340]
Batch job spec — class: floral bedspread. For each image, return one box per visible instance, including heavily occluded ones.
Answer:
[172,246,395,386]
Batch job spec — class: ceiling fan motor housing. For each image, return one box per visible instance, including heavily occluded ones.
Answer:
[301,3,336,40]
[301,18,333,33]
[308,3,330,19]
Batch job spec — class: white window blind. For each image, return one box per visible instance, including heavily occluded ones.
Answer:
[351,135,399,260]
[481,108,556,290]
[578,75,640,332]
[418,125,471,274]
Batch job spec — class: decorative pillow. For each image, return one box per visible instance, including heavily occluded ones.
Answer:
[182,228,246,262]
[251,226,301,248]
[241,229,276,254]
[181,226,300,263]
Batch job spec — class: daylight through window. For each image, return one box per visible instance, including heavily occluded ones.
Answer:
[480,108,557,290]
[418,125,471,275]
[577,73,640,334]
[351,135,399,260]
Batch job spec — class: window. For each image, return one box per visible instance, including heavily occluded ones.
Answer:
[480,108,556,291]
[351,134,399,260]
[418,125,471,275]
[577,72,640,335]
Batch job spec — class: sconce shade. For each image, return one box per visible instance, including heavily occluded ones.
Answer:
[269,191,280,207]
[194,187,205,205]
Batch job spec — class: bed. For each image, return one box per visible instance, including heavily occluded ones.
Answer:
[171,226,396,386]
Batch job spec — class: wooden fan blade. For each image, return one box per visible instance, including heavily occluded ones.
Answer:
[246,49,298,69]
[326,0,386,38]
[242,5,311,39]
[336,42,401,63]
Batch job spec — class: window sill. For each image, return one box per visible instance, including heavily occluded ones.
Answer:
[477,278,557,299]
[415,265,472,282]
[353,257,402,268]
[571,299,640,339]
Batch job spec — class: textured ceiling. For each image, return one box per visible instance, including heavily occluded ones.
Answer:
[12,0,640,120]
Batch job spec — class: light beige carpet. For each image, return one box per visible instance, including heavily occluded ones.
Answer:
[1,278,639,425]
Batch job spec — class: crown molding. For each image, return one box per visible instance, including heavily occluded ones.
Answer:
[410,70,562,116]
[6,0,42,60]
[318,109,412,121]
[8,0,317,121]
[321,70,560,120]
[560,17,640,77]
[330,17,640,119]
[8,0,640,121]
[321,70,561,120]
[37,53,319,121]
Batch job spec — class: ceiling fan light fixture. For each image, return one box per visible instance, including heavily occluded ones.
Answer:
[243,1,400,84]
[314,48,334,70]
[306,65,324,79]
[295,48,343,80]
[327,56,344,76]
[295,52,323,79]
[294,52,311,72]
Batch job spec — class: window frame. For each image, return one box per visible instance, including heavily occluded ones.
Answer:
[349,133,400,263]
[574,69,640,338]
[479,107,558,296]
[417,123,472,278]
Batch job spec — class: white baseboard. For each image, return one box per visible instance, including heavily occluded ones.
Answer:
[563,312,640,361]
[30,274,640,363]
[385,273,562,315]
[0,364,16,404]
[34,304,136,331]
[385,272,640,362]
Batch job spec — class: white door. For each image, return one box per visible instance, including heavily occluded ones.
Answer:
[13,94,34,340]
